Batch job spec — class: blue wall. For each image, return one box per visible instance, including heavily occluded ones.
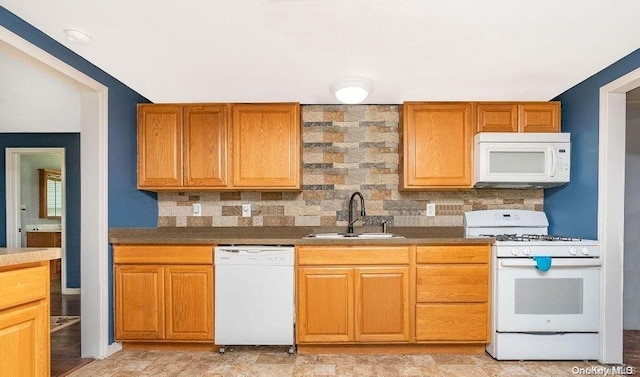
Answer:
[0,134,81,287]
[0,6,158,343]
[546,47,640,239]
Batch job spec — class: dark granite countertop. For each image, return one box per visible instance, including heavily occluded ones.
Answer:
[109,226,493,246]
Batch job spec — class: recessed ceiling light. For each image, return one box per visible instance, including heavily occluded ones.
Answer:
[64,27,92,45]
[330,77,373,104]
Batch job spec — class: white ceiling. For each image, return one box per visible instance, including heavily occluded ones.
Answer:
[2,0,640,104]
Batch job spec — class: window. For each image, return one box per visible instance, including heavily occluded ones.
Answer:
[39,169,62,218]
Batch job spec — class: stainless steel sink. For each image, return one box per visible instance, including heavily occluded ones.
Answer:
[306,232,404,239]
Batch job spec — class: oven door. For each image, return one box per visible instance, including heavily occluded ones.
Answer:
[495,258,600,332]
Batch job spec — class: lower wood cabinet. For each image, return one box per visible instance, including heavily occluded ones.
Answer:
[0,263,50,376]
[415,245,490,343]
[296,246,410,344]
[416,303,488,341]
[297,267,353,343]
[355,267,410,342]
[26,231,62,280]
[113,245,214,343]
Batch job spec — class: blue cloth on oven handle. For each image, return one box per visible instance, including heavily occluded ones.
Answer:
[532,256,552,271]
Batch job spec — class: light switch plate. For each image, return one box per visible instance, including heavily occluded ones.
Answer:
[426,203,436,217]
[193,203,201,216]
[242,203,251,217]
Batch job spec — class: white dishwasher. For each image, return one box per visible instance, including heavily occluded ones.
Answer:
[214,245,295,354]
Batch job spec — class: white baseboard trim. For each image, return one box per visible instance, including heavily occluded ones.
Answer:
[105,342,122,359]
[63,288,81,295]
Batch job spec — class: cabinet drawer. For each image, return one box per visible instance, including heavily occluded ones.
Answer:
[416,245,489,264]
[0,265,48,310]
[297,246,410,266]
[113,245,214,264]
[416,303,488,342]
[416,265,488,303]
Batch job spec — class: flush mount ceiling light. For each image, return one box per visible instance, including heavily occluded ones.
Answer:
[63,27,92,45]
[330,77,373,104]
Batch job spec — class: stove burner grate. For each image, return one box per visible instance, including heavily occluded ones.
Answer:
[479,234,584,242]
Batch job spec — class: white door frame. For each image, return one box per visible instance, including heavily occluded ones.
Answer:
[599,67,640,364]
[5,148,72,294]
[0,26,116,358]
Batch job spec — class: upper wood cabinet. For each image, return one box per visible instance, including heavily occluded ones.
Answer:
[138,104,228,189]
[401,102,473,189]
[183,105,228,187]
[138,105,183,187]
[137,102,300,191]
[476,102,560,133]
[232,103,301,189]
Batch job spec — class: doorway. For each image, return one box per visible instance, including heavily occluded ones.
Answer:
[0,25,110,359]
[6,148,66,290]
[599,66,640,364]
[624,88,640,367]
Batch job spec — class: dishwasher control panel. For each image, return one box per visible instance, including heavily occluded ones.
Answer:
[214,246,295,266]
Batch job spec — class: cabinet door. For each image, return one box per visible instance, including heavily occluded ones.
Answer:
[0,301,49,377]
[231,103,300,189]
[184,105,228,187]
[137,105,183,187]
[297,267,354,343]
[355,267,410,342]
[115,265,165,340]
[402,102,473,188]
[518,103,560,132]
[164,266,214,341]
[416,303,488,342]
[476,103,517,133]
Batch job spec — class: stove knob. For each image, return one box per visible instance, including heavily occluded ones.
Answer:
[581,247,590,255]
[522,247,531,256]
[569,247,577,255]
[511,247,519,256]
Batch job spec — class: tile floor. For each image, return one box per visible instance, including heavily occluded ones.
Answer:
[65,345,635,377]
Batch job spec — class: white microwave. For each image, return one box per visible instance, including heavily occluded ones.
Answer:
[474,132,570,188]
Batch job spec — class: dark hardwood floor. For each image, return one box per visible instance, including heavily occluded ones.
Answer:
[50,278,93,377]
[624,330,640,368]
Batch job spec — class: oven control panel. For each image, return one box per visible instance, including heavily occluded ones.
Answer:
[497,243,600,258]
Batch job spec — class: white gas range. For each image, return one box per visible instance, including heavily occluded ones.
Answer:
[464,209,601,360]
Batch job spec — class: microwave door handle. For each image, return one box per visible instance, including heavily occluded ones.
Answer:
[549,147,557,177]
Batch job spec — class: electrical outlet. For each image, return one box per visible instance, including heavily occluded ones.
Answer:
[192,203,201,216]
[426,203,436,217]
[242,203,251,217]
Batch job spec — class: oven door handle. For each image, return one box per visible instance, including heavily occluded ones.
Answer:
[499,259,602,268]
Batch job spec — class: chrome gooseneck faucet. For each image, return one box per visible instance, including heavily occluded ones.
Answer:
[347,192,366,234]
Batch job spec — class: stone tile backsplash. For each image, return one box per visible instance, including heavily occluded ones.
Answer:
[157,105,543,228]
